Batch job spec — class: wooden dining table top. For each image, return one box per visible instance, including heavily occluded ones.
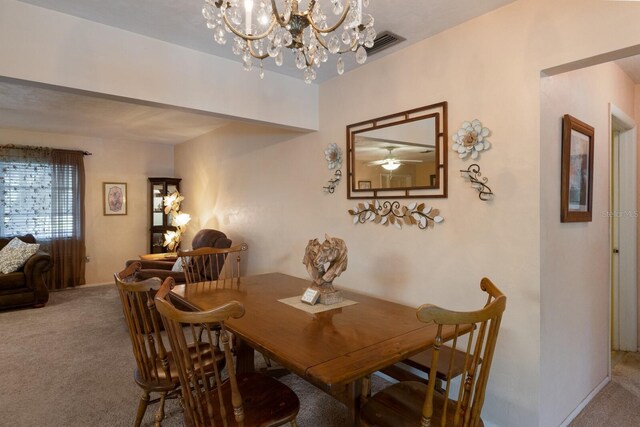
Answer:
[170,272,443,387]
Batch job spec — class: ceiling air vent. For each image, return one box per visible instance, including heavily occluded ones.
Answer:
[365,31,406,56]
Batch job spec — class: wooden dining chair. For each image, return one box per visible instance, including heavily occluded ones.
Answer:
[360,278,506,427]
[379,345,473,388]
[179,242,277,369]
[115,263,223,427]
[154,277,300,427]
[178,243,248,287]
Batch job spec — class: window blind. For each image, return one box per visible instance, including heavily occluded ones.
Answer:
[0,160,76,239]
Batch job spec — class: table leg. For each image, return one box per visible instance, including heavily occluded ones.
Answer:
[234,337,256,374]
[346,378,363,426]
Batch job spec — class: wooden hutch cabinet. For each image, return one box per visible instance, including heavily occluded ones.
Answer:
[148,177,181,254]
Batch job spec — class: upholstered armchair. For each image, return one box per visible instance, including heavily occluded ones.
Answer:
[0,234,53,310]
[126,229,232,284]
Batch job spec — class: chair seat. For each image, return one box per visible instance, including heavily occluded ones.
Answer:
[135,341,224,386]
[360,381,484,427]
[380,346,479,385]
[186,372,299,427]
[405,345,478,382]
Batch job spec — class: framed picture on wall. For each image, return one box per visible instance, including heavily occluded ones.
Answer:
[358,180,372,190]
[103,182,127,215]
[561,114,594,222]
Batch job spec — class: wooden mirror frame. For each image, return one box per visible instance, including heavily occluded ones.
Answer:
[346,102,448,199]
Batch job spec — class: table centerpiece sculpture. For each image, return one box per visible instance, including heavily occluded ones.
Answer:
[302,234,348,305]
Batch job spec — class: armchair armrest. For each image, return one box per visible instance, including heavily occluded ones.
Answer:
[23,251,52,304]
[125,259,175,270]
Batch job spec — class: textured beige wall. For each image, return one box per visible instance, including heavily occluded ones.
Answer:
[175,1,640,426]
[540,62,635,426]
[637,83,640,351]
[0,128,174,284]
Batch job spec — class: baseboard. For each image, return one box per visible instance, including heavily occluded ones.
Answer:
[80,282,111,288]
[559,376,610,427]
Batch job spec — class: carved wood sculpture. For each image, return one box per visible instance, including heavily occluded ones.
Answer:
[302,234,348,294]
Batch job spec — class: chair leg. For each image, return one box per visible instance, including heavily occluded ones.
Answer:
[154,391,167,427]
[291,419,298,427]
[135,390,150,427]
[262,352,273,368]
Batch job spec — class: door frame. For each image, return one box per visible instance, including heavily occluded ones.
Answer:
[609,103,638,358]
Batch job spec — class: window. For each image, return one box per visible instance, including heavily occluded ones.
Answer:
[0,145,86,289]
[0,160,78,239]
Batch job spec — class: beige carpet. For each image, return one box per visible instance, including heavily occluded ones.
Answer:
[0,284,388,427]
[570,352,640,426]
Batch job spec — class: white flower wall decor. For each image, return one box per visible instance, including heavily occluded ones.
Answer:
[452,119,491,160]
[323,143,343,194]
[324,143,342,170]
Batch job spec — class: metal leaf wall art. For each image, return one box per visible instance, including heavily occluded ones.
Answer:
[460,163,494,201]
[348,200,444,230]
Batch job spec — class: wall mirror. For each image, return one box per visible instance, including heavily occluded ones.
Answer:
[347,102,448,199]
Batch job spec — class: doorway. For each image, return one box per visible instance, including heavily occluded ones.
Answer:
[610,104,638,353]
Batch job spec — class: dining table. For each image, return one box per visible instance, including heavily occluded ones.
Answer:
[169,272,456,426]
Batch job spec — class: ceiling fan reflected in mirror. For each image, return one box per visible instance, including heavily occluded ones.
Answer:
[367,146,427,171]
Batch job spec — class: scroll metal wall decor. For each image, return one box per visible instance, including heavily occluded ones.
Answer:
[460,164,494,201]
[349,200,444,230]
[324,170,342,193]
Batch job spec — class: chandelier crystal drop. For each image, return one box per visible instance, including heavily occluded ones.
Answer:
[202,0,376,84]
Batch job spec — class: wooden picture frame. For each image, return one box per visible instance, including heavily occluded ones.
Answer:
[103,182,127,215]
[358,180,372,190]
[561,115,594,222]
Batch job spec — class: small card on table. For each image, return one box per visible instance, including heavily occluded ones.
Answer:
[300,287,320,305]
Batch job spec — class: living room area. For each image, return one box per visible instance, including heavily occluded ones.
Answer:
[2,0,640,426]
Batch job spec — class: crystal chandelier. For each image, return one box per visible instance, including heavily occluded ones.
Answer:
[202,0,376,83]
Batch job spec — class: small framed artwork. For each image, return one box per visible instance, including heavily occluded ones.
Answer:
[561,114,594,222]
[358,180,372,190]
[103,182,127,215]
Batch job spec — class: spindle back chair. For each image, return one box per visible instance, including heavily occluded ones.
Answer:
[114,262,175,427]
[154,278,300,427]
[178,243,248,287]
[361,278,506,427]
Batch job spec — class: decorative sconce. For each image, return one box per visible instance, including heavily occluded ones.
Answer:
[460,164,494,201]
[163,191,191,251]
[324,170,342,193]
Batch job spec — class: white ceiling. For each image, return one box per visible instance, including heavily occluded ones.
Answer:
[17,0,518,83]
[0,80,231,144]
[5,1,640,144]
[4,0,521,142]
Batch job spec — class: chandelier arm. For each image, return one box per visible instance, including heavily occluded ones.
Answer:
[270,0,292,26]
[307,2,351,34]
[222,13,277,41]
[247,41,269,60]
[313,28,359,54]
